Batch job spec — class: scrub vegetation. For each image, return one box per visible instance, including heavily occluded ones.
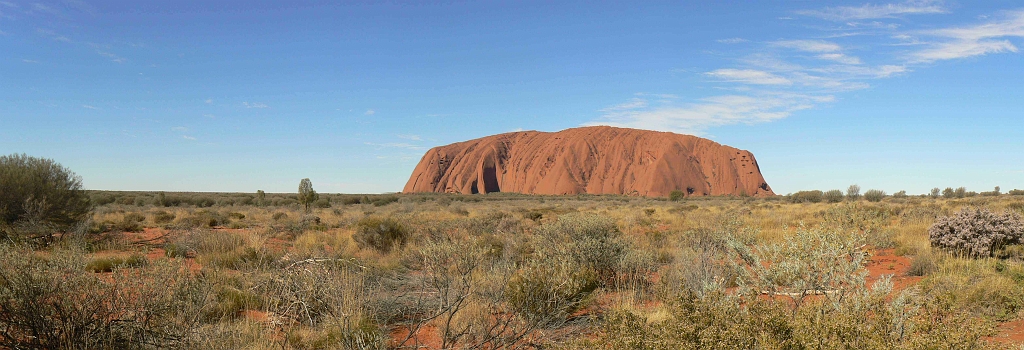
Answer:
[3,155,1024,349]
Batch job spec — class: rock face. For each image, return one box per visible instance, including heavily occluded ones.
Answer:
[403,126,774,197]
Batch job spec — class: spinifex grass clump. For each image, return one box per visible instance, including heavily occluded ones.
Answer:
[929,207,1024,258]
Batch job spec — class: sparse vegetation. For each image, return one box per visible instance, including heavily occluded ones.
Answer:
[4,181,1024,348]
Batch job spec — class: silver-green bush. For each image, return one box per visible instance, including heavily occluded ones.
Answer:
[928,207,1024,258]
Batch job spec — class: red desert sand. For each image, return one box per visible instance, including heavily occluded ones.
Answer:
[404,126,774,197]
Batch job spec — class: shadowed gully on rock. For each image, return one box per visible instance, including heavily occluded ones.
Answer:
[404,126,774,197]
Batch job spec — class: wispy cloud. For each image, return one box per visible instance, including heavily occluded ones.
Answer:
[183,135,197,141]
[588,94,833,135]
[96,51,126,63]
[365,109,375,115]
[397,134,422,141]
[82,104,99,110]
[585,1,1015,134]
[798,0,948,21]
[36,28,70,42]
[773,40,842,53]
[908,10,1024,63]
[364,142,424,150]
[205,99,213,104]
[717,38,748,44]
[21,59,39,63]
[243,102,269,109]
[171,126,188,132]
[705,69,792,85]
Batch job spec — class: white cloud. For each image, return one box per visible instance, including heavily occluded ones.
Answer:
[183,135,197,141]
[21,59,38,63]
[705,69,792,85]
[365,109,375,115]
[364,142,424,150]
[243,102,269,109]
[817,53,863,65]
[171,126,187,132]
[587,94,832,135]
[96,51,126,63]
[717,38,748,44]
[82,105,99,110]
[203,114,215,118]
[205,99,213,104]
[908,11,1024,63]
[798,0,948,21]
[396,134,422,141]
[773,40,842,53]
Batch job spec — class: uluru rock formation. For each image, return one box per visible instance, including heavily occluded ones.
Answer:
[403,126,774,197]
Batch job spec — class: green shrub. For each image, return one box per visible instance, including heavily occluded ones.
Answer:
[505,261,598,328]
[0,154,91,241]
[1010,189,1024,196]
[669,190,685,201]
[85,253,148,272]
[929,207,1024,258]
[152,210,176,224]
[893,190,908,198]
[353,216,409,253]
[114,212,146,232]
[369,195,399,207]
[535,214,627,282]
[790,190,823,203]
[823,189,844,203]
[864,189,886,202]
[907,253,938,276]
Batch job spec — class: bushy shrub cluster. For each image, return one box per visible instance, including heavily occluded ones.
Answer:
[789,190,823,203]
[864,189,886,202]
[353,216,409,252]
[929,207,1024,257]
[0,154,91,242]
[823,189,844,203]
[0,246,208,349]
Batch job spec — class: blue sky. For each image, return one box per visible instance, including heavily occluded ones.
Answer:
[2,0,1023,195]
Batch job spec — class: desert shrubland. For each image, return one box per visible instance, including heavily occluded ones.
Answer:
[2,183,1024,348]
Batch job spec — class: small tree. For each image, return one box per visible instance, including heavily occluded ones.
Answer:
[955,187,967,199]
[256,190,266,207]
[930,188,941,198]
[846,185,861,201]
[297,179,318,213]
[823,189,844,203]
[0,154,91,242]
[864,189,886,202]
[669,190,685,201]
[942,187,955,199]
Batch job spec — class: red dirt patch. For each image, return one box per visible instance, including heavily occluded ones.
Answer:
[865,249,921,292]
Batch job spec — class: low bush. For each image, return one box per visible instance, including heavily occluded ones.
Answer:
[864,189,886,202]
[85,253,149,272]
[929,207,1024,258]
[907,252,938,276]
[0,154,92,242]
[669,190,685,201]
[790,190,823,203]
[152,210,176,224]
[823,189,844,203]
[353,216,409,253]
[0,246,208,349]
